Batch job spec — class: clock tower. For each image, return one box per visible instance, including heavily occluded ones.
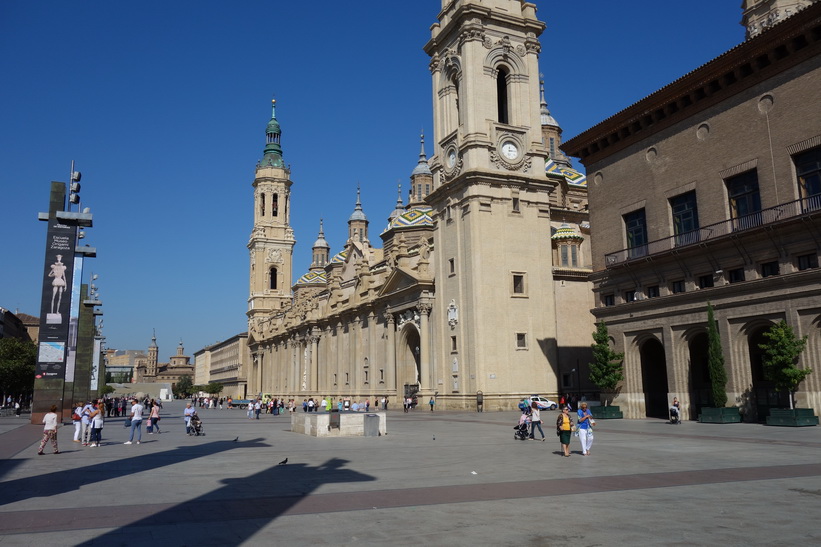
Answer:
[424,0,559,396]
[248,100,296,327]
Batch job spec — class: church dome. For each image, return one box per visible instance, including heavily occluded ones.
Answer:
[551,223,584,240]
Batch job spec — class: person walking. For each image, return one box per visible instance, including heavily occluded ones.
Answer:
[37,404,60,455]
[556,406,574,457]
[150,400,161,434]
[89,400,104,447]
[72,402,83,443]
[80,401,93,446]
[530,402,546,441]
[429,397,435,412]
[577,402,595,456]
[184,403,197,435]
[124,399,143,445]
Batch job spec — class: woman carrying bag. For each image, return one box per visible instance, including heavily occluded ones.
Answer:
[556,406,574,457]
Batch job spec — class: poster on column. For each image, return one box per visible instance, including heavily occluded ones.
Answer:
[35,217,77,379]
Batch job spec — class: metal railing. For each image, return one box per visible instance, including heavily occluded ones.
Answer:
[605,195,821,266]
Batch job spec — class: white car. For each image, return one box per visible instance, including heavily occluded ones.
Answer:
[529,396,558,410]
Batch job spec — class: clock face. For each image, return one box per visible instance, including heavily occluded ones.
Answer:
[502,141,519,160]
[447,150,456,167]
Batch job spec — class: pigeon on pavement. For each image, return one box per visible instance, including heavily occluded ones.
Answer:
[278,458,288,465]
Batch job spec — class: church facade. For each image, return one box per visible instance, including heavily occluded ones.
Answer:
[245,0,593,411]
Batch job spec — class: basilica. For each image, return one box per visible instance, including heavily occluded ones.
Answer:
[245,0,594,410]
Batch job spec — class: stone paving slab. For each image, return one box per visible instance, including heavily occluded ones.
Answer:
[1,402,819,546]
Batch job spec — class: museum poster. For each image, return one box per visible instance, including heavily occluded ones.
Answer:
[35,217,77,379]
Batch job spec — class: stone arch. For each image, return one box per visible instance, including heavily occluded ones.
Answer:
[639,336,669,419]
[484,46,526,76]
[397,322,421,398]
[687,330,710,420]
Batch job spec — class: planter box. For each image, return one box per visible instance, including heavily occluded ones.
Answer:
[590,405,623,419]
[698,406,742,423]
[766,408,819,427]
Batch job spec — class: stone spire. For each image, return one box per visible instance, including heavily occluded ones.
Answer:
[348,185,369,243]
[409,134,433,205]
[259,98,284,168]
[311,219,331,269]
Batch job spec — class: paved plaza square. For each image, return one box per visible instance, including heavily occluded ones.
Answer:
[1,401,820,546]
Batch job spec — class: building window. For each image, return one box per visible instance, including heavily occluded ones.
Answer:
[726,170,762,230]
[512,273,527,295]
[451,336,457,352]
[272,193,279,217]
[333,373,337,386]
[728,267,745,283]
[549,137,556,159]
[448,258,455,275]
[795,147,821,211]
[260,193,266,217]
[761,261,780,278]
[603,294,615,307]
[797,253,819,271]
[559,244,579,267]
[345,372,349,385]
[364,371,369,385]
[646,285,660,298]
[512,197,520,213]
[670,191,700,246]
[269,267,278,290]
[562,373,572,389]
[624,209,648,258]
[497,67,510,124]
[671,279,685,294]
[624,290,636,302]
[515,332,527,349]
[698,274,714,289]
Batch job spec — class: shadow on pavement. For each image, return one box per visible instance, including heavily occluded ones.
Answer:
[77,457,375,545]
[0,438,270,507]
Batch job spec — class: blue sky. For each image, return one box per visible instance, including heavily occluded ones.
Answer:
[0,1,744,357]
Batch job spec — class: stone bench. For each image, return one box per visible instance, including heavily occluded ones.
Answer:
[291,411,387,437]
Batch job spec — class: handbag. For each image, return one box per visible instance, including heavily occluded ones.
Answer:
[123,418,132,428]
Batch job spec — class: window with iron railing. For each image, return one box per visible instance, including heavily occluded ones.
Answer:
[796,147,821,212]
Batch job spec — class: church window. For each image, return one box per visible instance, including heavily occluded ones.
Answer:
[260,194,265,217]
[269,267,278,290]
[333,373,337,386]
[497,67,510,124]
[448,258,455,275]
[451,336,457,352]
[272,194,279,217]
[549,137,556,159]
[425,184,430,196]
[515,332,527,349]
[364,370,369,385]
[345,372,350,385]
[795,146,821,211]
[512,272,526,295]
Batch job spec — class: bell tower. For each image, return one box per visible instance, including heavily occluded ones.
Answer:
[248,99,296,325]
[424,0,558,397]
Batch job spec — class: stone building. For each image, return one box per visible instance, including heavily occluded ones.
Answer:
[194,333,249,399]
[562,1,821,421]
[134,334,195,388]
[246,0,594,411]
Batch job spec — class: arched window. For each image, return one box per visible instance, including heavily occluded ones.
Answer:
[269,266,278,290]
[497,67,509,124]
[272,194,279,217]
[260,194,266,217]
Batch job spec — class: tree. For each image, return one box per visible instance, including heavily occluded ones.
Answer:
[99,384,116,396]
[589,321,624,406]
[759,320,811,410]
[706,303,728,407]
[204,382,224,396]
[0,338,36,399]
[174,375,194,398]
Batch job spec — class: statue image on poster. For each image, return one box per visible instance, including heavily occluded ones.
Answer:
[47,254,68,323]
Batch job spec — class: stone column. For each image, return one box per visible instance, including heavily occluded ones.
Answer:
[310,328,320,392]
[419,303,432,391]
[352,315,362,392]
[386,313,396,392]
[368,311,376,390]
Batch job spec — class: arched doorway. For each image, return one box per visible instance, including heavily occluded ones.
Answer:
[640,338,669,418]
[397,325,421,399]
[749,325,787,422]
[688,333,710,420]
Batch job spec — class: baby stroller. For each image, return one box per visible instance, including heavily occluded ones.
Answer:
[190,414,205,436]
[514,414,531,441]
[669,406,681,425]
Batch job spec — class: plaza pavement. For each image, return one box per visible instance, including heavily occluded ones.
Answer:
[1,400,819,546]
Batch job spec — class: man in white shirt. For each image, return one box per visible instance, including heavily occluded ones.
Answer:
[80,401,93,446]
[124,399,144,445]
